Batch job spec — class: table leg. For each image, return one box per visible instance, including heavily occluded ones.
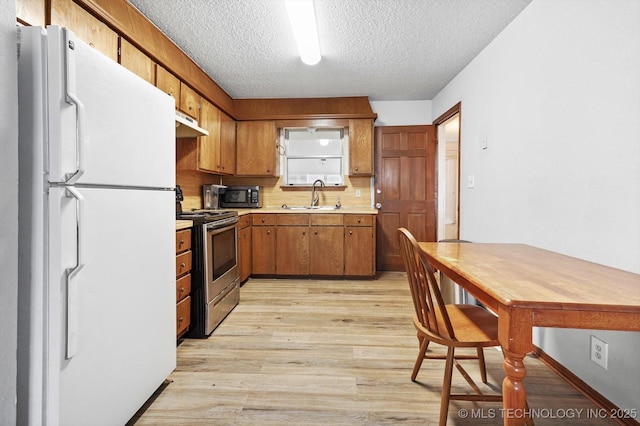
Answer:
[502,349,529,425]
[498,307,533,426]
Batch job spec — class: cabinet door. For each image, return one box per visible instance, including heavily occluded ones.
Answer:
[236,121,277,176]
[219,111,237,175]
[156,65,180,109]
[51,0,118,62]
[344,226,375,276]
[176,296,191,338]
[238,226,252,282]
[276,226,309,275]
[348,119,374,176]
[309,226,344,275]
[179,82,199,119]
[252,226,275,274]
[198,98,222,173]
[120,39,155,85]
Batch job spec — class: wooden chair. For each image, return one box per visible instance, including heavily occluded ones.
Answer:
[397,228,504,426]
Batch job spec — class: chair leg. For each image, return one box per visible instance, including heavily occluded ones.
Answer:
[477,347,488,383]
[439,347,456,426]
[411,338,430,381]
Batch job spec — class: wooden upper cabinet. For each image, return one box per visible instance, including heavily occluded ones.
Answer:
[17,0,45,26]
[236,121,277,176]
[119,38,155,86]
[198,98,222,173]
[156,65,180,109]
[219,111,237,175]
[177,98,236,176]
[348,118,374,176]
[179,82,200,120]
[51,0,118,62]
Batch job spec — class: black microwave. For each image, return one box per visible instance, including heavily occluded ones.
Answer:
[220,185,262,208]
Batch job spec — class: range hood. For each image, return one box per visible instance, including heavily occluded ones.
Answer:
[175,110,209,138]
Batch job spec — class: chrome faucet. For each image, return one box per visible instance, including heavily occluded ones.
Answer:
[311,179,325,207]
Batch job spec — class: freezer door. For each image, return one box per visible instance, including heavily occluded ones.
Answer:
[44,26,175,188]
[47,187,176,426]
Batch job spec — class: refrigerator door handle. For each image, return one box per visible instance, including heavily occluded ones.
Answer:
[65,187,84,359]
[63,29,86,185]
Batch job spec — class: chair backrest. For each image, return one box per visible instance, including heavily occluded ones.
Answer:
[398,228,456,341]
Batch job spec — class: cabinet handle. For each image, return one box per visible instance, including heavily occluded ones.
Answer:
[180,262,186,268]
[178,316,184,323]
[314,231,318,235]
[349,230,353,235]
[354,167,359,171]
[179,287,185,292]
[179,239,184,245]
[261,218,265,223]
[357,219,361,223]
[267,230,271,235]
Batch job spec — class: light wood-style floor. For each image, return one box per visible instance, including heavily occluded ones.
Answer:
[129,272,615,425]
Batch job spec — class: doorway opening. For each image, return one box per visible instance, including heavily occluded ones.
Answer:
[434,103,461,241]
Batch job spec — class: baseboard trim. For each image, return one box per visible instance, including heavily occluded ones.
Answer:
[532,346,639,426]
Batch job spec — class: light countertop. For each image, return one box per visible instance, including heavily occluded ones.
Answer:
[176,207,377,229]
[175,220,193,230]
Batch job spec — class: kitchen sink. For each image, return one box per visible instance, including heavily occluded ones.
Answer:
[281,205,339,211]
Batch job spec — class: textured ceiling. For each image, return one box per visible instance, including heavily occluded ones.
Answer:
[128,0,532,101]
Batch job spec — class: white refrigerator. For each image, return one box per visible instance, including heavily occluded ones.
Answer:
[17,26,177,426]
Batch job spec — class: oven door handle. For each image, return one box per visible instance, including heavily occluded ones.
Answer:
[206,221,238,235]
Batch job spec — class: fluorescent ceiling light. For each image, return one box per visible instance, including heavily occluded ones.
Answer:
[285,0,321,65]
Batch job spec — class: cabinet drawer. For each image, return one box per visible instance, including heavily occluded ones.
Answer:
[176,274,191,302]
[310,214,343,226]
[176,296,191,337]
[238,214,251,229]
[176,229,192,253]
[277,214,309,226]
[252,213,276,226]
[176,251,192,277]
[344,215,373,227]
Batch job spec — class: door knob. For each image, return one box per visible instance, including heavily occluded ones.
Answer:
[375,203,382,209]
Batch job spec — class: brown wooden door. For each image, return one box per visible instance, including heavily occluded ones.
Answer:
[375,125,437,271]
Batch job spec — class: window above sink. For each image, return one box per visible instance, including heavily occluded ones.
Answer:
[283,128,344,186]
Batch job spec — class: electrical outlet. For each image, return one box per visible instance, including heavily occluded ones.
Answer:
[590,335,608,369]
[355,189,361,198]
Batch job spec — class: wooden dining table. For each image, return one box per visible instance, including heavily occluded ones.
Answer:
[418,242,640,426]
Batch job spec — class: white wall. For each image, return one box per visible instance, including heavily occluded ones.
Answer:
[0,0,19,423]
[432,0,640,410]
[370,100,432,126]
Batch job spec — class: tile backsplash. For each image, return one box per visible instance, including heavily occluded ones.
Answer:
[222,176,373,208]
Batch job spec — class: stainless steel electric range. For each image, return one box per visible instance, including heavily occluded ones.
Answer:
[177,210,239,337]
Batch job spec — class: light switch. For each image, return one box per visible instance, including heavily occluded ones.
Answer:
[467,175,475,189]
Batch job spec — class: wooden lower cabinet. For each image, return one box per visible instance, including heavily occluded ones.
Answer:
[309,214,344,275]
[238,215,252,282]
[249,213,374,277]
[276,226,309,275]
[344,215,376,276]
[251,214,276,275]
[309,226,344,275]
[175,228,192,338]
